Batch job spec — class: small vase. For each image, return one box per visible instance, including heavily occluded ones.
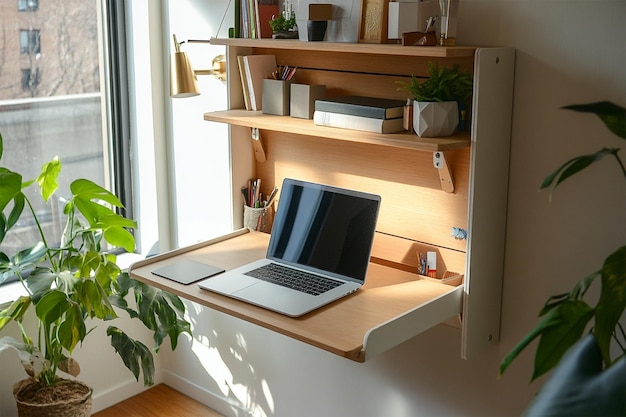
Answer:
[413,101,459,137]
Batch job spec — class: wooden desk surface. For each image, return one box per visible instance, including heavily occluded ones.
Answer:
[129,229,460,362]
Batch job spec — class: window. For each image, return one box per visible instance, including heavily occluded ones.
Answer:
[1,0,131,286]
[18,0,39,12]
[21,68,41,90]
[19,29,40,54]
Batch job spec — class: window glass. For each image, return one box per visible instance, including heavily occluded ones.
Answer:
[18,0,39,12]
[0,0,126,280]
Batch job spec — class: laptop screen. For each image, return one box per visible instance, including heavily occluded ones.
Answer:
[267,179,381,283]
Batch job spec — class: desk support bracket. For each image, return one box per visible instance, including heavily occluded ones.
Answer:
[433,151,454,193]
[251,128,266,162]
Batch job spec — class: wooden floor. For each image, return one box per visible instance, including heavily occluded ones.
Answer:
[92,384,223,417]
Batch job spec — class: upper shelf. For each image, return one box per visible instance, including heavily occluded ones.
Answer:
[209,38,477,58]
[204,110,471,152]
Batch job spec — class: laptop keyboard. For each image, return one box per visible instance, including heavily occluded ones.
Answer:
[245,263,342,296]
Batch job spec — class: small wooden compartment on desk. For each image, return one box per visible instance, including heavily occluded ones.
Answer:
[128,229,464,362]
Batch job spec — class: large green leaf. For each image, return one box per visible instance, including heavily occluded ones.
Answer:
[594,246,626,366]
[563,101,626,139]
[103,226,136,253]
[35,290,71,325]
[13,241,47,267]
[57,303,86,353]
[540,148,619,192]
[71,179,124,208]
[75,278,117,320]
[37,158,61,202]
[0,296,32,331]
[531,299,595,380]
[24,269,57,301]
[107,326,155,386]
[500,299,594,379]
[6,191,24,231]
[0,169,23,212]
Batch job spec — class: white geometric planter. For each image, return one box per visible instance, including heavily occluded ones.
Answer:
[413,101,459,137]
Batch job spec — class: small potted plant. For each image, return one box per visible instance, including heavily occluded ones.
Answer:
[398,62,473,137]
[269,13,298,39]
[0,132,191,416]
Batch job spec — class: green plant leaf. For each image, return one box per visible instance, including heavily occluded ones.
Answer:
[107,326,155,386]
[103,226,136,253]
[13,241,47,268]
[531,299,595,380]
[0,296,32,331]
[594,245,626,366]
[76,278,117,320]
[24,269,57,301]
[37,158,61,202]
[0,168,23,212]
[129,278,190,351]
[563,101,626,139]
[71,179,124,208]
[6,191,24,231]
[499,299,594,379]
[539,148,618,191]
[57,303,86,353]
[35,290,71,325]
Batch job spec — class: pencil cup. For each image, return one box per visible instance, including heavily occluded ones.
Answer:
[243,204,275,233]
[290,83,326,119]
[262,79,293,116]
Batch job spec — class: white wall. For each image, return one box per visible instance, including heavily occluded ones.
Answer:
[159,1,626,417]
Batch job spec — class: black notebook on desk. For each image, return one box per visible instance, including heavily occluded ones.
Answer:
[198,178,381,317]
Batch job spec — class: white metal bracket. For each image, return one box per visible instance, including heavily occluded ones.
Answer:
[251,127,266,162]
[433,151,454,193]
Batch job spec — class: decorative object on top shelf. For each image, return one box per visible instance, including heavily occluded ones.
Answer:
[306,3,332,41]
[358,0,390,43]
[397,62,473,137]
[269,0,298,39]
[438,0,459,46]
[170,35,226,98]
[0,132,191,416]
[499,102,625,399]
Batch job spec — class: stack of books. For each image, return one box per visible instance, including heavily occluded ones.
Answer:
[313,96,407,134]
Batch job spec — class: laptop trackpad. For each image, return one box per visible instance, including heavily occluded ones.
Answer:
[233,282,309,316]
[201,274,259,295]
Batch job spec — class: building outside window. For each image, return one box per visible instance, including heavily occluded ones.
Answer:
[0,0,131,285]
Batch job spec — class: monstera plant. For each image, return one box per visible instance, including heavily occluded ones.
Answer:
[500,101,626,381]
[0,132,191,416]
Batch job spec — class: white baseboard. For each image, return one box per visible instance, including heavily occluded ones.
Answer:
[91,377,157,413]
[161,370,250,417]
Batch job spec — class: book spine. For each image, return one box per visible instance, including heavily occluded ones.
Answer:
[313,111,404,133]
[315,101,389,119]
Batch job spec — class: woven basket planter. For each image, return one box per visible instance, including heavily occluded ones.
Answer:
[13,378,93,417]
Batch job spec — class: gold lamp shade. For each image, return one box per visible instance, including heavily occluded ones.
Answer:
[170,35,226,97]
[170,50,200,98]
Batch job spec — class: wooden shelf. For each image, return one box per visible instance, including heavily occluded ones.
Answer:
[129,229,463,362]
[209,38,477,59]
[204,110,470,152]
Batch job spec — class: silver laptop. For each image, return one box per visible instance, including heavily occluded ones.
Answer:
[198,178,381,317]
